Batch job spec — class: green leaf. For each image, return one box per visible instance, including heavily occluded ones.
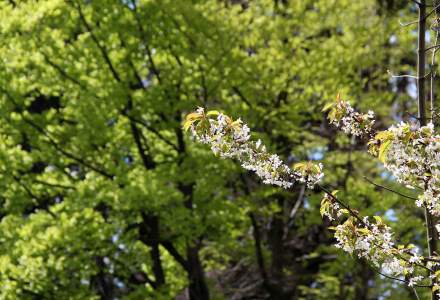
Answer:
[374,131,393,141]
[373,216,383,224]
[322,102,335,112]
[378,140,392,163]
[320,197,330,217]
[206,110,221,117]
[357,228,370,235]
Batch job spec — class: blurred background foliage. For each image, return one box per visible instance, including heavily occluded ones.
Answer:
[0,0,428,299]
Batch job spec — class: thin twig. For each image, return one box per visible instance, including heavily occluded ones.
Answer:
[399,19,419,27]
[426,3,440,19]
[363,176,418,200]
[289,185,305,219]
[387,69,431,79]
[318,184,366,225]
[412,287,421,300]
[372,266,431,288]
[426,44,440,52]
[33,179,75,190]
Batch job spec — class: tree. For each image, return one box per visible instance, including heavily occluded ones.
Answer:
[0,0,422,299]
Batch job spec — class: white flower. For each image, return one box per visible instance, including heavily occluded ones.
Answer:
[189,111,323,189]
[409,254,422,264]
[255,139,262,150]
[408,275,424,287]
[329,100,375,138]
[196,107,205,114]
[382,258,405,275]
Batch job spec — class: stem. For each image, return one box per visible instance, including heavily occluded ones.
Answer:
[318,184,366,226]
[417,2,438,298]
[363,176,418,200]
[418,1,427,127]
[432,0,440,124]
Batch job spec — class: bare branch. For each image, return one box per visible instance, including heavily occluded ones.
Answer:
[363,176,417,200]
[33,179,75,190]
[399,19,419,27]
[371,266,431,289]
[387,69,431,79]
[249,213,269,283]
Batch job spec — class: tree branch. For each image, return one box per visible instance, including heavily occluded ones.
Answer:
[415,4,438,296]
[160,241,189,272]
[74,1,122,82]
[363,176,418,200]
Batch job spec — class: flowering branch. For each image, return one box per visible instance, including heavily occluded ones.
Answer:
[324,95,440,292]
[183,108,323,189]
[323,94,376,139]
[320,185,431,284]
[326,97,440,216]
[184,107,437,290]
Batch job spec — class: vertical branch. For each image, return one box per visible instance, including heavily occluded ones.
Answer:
[418,2,438,299]
[430,39,438,121]
[432,0,440,123]
[418,1,427,126]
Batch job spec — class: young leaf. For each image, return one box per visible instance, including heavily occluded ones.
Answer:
[378,140,392,163]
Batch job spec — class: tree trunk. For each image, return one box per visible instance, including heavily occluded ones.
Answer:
[186,244,210,300]
[417,2,439,299]
[181,182,210,300]
[139,213,166,288]
[354,260,373,300]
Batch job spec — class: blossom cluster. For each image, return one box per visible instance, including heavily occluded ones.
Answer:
[332,215,426,286]
[325,97,440,290]
[328,97,440,215]
[184,108,323,189]
[320,191,345,221]
[373,122,440,215]
[325,98,375,138]
[321,191,426,285]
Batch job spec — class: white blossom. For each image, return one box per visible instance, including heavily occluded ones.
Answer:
[382,258,406,275]
[408,275,424,287]
[409,254,422,264]
[327,100,440,288]
[328,100,375,138]
[377,122,440,215]
[186,108,323,189]
[333,216,421,280]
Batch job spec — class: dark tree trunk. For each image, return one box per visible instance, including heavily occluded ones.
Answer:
[92,256,114,300]
[186,244,210,300]
[266,197,291,300]
[139,213,166,288]
[251,202,291,300]
[268,198,285,281]
[180,181,210,300]
[353,260,372,300]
